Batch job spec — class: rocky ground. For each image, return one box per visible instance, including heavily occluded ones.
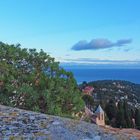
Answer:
[0,105,139,140]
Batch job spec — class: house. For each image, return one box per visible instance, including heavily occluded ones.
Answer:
[82,86,94,96]
[84,105,105,126]
[93,105,105,126]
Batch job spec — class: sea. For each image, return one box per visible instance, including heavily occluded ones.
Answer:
[63,68,140,84]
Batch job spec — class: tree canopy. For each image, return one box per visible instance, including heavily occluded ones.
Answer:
[0,42,84,117]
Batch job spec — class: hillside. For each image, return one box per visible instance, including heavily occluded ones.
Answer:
[80,80,140,129]
[81,80,140,108]
[0,105,139,140]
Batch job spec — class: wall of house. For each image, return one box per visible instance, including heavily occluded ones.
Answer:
[96,113,105,126]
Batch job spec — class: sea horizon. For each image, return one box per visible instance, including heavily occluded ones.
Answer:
[62,67,140,84]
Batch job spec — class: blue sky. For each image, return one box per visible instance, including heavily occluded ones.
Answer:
[0,0,140,67]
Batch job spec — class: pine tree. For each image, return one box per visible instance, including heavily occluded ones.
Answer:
[0,42,84,117]
[105,100,117,121]
[124,101,133,128]
[116,101,126,128]
[135,108,140,129]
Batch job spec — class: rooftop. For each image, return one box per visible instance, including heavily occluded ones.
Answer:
[95,105,104,114]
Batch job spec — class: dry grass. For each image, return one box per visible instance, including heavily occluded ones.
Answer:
[101,126,140,139]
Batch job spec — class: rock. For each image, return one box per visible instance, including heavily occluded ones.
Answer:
[0,105,139,140]
[52,120,61,125]
[93,135,101,140]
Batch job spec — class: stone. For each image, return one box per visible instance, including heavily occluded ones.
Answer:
[52,121,61,125]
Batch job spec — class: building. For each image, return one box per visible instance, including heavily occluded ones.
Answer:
[93,105,105,126]
[82,86,94,96]
[85,105,105,126]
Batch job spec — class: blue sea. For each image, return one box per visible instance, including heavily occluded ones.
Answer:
[64,68,140,84]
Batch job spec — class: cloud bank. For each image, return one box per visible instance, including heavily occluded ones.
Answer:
[60,58,140,65]
[59,58,140,69]
[71,38,132,51]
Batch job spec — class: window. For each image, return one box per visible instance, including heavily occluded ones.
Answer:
[102,114,104,120]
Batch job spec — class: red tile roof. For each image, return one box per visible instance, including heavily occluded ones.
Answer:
[82,86,94,94]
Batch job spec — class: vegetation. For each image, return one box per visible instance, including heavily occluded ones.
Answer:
[105,100,134,128]
[0,42,84,117]
[135,108,140,129]
[104,99,140,129]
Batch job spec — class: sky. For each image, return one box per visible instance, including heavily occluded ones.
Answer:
[0,0,140,68]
